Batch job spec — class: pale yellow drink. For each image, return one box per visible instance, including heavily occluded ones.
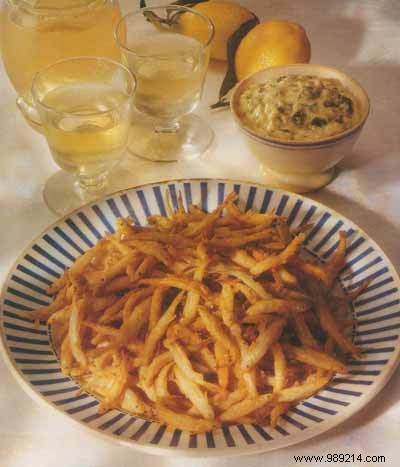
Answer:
[126,32,208,119]
[39,84,131,178]
[0,0,122,111]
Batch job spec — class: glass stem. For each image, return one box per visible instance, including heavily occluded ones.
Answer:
[154,118,180,134]
[75,172,108,200]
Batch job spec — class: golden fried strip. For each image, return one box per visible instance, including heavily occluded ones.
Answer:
[219,283,235,328]
[118,297,152,345]
[121,388,152,417]
[103,275,135,294]
[68,239,108,282]
[270,402,290,428]
[215,225,269,239]
[294,257,328,286]
[183,193,236,238]
[139,275,211,300]
[318,302,359,355]
[228,269,272,300]
[47,273,69,296]
[214,342,230,390]
[166,340,205,387]
[324,231,347,288]
[241,318,286,370]
[310,281,359,355]
[174,366,215,419]
[90,251,137,286]
[98,291,134,324]
[60,332,73,372]
[144,351,173,387]
[232,282,258,304]
[277,267,299,287]
[293,314,319,349]
[127,240,171,266]
[225,202,276,227]
[199,347,217,372]
[69,298,87,368]
[181,244,208,324]
[285,344,347,373]
[149,287,167,331]
[215,387,247,411]
[156,406,215,433]
[250,233,305,276]
[99,352,128,411]
[82,321,119,337]
[29,286,68,321]
[263,282,312,302]
[198,307,239,361]
[242,368,258,397]
[231,250,257,269]
[141,291,184,366]
[272,342,286,393]
[134,256,158,279]
[129,231,194,247]
[277,221,291,246]
[246,299,310,315]
[220,393,274,422]
[278,372,332,403]
[48,305,71,325]
[210,230,274,248]
[154,362,174,400]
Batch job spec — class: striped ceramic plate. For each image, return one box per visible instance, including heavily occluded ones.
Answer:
[1,179,399,457]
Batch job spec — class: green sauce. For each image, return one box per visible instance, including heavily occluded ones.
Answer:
[238,75,360,141]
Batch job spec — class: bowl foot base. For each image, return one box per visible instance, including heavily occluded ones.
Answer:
[261,166,336,193]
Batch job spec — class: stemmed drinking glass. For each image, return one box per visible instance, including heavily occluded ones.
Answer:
[115,5,215,162]
[31,57,136,216]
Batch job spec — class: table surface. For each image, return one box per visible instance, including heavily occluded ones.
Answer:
[1,0,399,466]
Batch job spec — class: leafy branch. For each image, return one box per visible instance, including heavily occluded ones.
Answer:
[210,15,259,110]
[140,0,209,29]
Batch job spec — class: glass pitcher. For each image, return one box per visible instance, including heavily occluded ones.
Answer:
[0,0,123,129]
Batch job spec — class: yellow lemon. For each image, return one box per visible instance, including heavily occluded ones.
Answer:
[189,1,256,61]
[235,20,311,81]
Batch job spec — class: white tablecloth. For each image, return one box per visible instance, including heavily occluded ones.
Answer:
[1,1,399,465]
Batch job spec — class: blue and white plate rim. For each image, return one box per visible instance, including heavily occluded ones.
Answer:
[0,177,399,457]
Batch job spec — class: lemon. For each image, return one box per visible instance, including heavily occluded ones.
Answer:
[190,1,256,61]
[235,20,311,81]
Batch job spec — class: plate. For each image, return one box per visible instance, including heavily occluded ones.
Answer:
[1,179,399,457]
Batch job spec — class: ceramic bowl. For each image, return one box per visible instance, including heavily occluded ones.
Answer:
[230,64,370,193]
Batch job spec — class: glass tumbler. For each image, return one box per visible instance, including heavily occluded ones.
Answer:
[32,56,136,216]
[115,5,215,162]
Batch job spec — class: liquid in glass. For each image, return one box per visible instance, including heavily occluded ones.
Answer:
[127,32,208,120]
[0,0,123,124]
[39,83,131,182]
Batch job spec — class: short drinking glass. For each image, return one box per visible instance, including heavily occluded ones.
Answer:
[115,5,215,162]
[32,57,136,216]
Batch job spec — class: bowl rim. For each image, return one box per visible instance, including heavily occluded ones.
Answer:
[230,63,370,148]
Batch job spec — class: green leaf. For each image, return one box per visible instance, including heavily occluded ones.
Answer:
[172,0,209,6]
[219,15,259,100]
[142,5,185,29]
[210,98,230,110]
